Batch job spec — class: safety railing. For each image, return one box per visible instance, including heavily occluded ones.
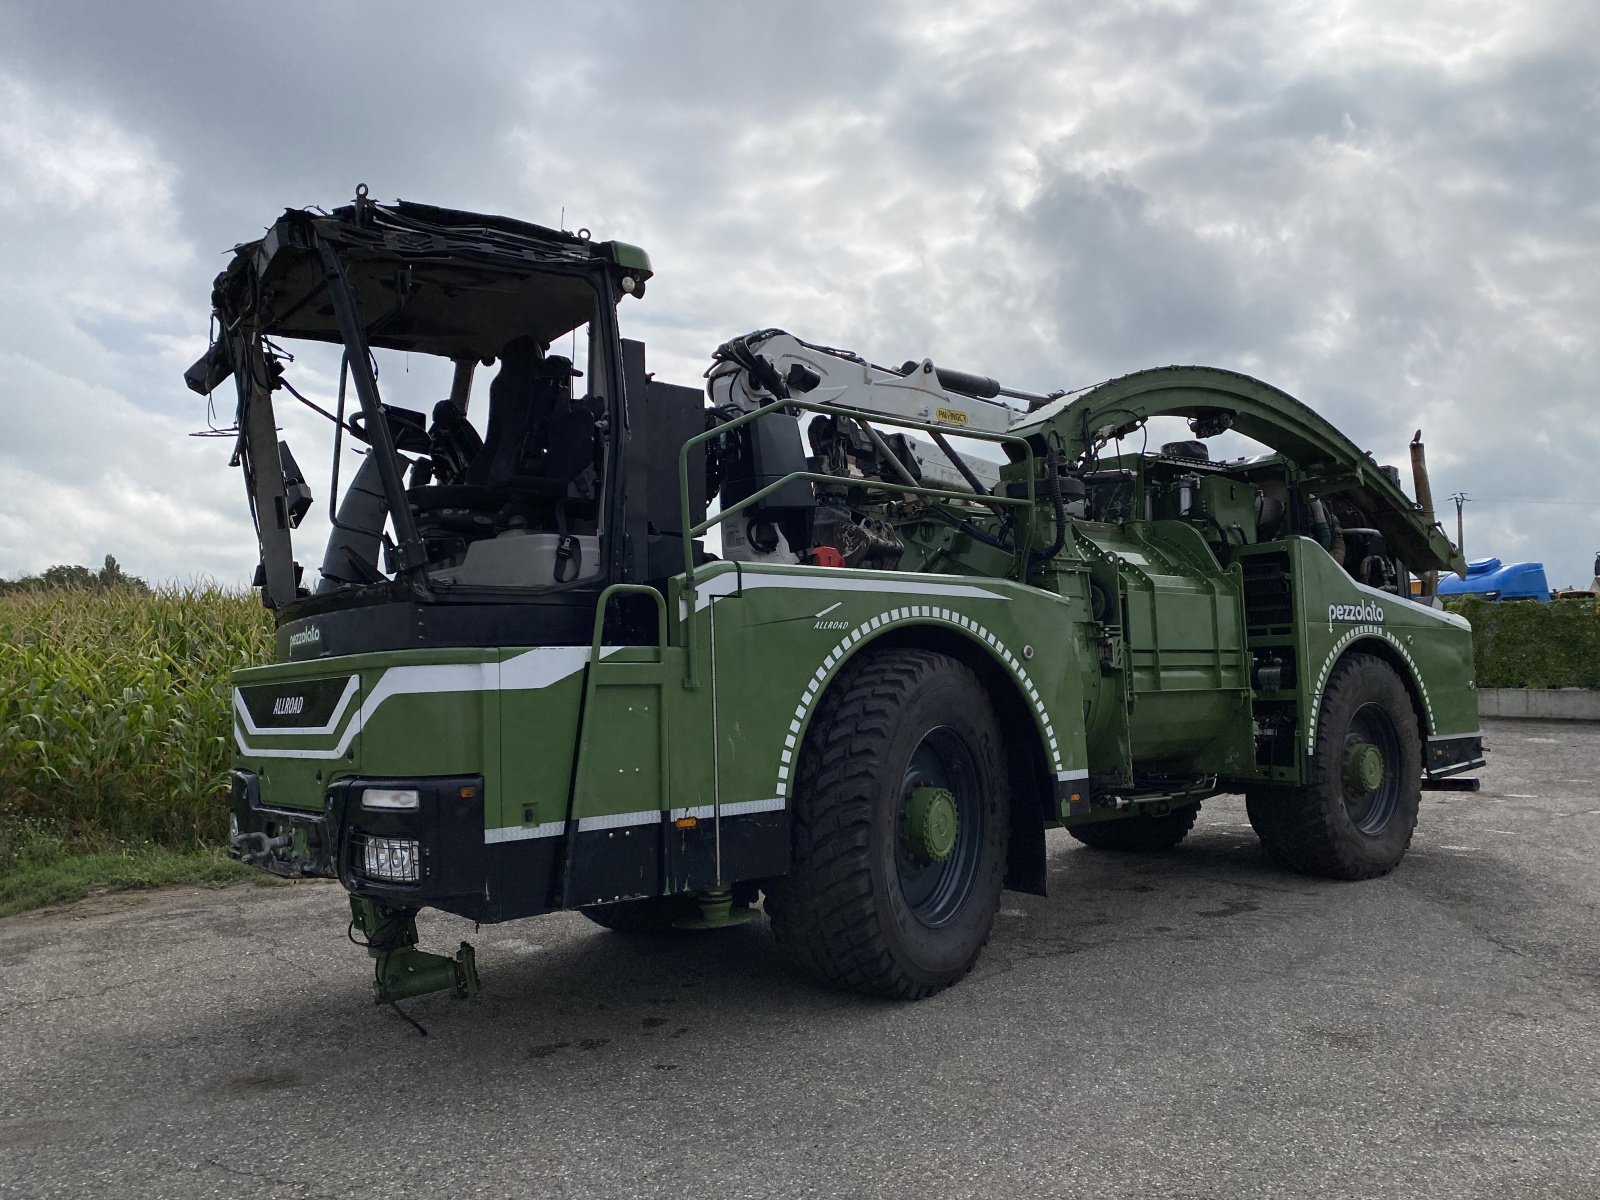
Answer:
[674,399,1040,686]
[589,582,669,660]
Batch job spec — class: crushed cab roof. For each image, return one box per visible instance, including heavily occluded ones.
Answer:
[207,196,652,360]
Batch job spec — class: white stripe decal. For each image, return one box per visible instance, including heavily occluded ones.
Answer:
[670,798,788,821]
[233,675,360,738]
[1054,769,1090,782]
[484,822,564,843]
[1306,625,1436,751]
[500,646,614,689]
[670,805,715,821]
[576,809,660,832]
[776,609,1071,798]
[694,570,1008,612]
[236,646,622,759]
[720,797,786,817]
[488,797,789,839]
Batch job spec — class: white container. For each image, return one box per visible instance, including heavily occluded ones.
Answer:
[431,530,599,587]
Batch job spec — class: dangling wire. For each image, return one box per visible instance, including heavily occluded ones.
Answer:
[330,353,349,513]
[387,999,428,1037]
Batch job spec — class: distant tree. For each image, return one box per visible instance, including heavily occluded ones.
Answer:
[95,555,144,590]
[40,564,98,590]
[1,555,150,594]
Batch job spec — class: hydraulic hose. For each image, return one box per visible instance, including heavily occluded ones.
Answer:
[1029,450,1069,569]
[933,507,1014,554]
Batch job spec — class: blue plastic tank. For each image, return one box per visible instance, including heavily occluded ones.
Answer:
[1436,557,1550,603]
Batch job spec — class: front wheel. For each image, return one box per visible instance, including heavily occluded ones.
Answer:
[1251,653,1422,879]
[764,648,1010,999]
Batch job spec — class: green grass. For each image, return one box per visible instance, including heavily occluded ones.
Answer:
[0,585,274,915]
[0,819,269,917]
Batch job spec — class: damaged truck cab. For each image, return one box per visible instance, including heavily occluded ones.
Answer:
[193,192,1481,1008]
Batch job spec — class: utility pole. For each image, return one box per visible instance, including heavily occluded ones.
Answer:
[1448,492,1470,562]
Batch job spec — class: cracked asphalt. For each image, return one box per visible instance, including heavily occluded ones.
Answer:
[3,716,1598,1199]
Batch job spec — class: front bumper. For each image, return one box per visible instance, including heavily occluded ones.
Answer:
[228,770,490,920]
[1424,731,1487,779]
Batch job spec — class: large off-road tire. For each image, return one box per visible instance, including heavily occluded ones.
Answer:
[1244,787,1288,854]
[580,895,698,934]
[1067,803,1201,851]
[1250,652,1422,879]
[764,648,1010,1000]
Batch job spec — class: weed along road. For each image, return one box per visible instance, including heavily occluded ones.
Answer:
[2,717,1597,1199]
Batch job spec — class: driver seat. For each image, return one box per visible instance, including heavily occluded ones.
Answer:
[466,337,597,497]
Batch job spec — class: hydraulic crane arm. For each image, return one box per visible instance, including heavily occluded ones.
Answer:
[705,329,1034,434]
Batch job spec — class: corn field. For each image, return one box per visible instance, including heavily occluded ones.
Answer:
[0,587,273,851]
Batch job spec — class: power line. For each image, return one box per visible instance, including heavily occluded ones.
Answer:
[1468,496,1590,506]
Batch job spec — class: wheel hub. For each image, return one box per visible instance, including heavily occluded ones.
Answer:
[905,786,959,864]
[1344,742,1385,793]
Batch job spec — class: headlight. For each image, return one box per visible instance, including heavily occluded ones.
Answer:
[361,836,421,883]
[362,787,420,811]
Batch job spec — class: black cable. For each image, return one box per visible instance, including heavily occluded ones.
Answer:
[349,917,430,1034]
[388,999,429,1037]
[931,506,1013,553]
[1029,449,1069,569]
[264,361,362,436]
[330,354,348,510]
[929,430,991,497]
[707,330,790,400]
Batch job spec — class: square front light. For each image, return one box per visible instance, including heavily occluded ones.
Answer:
[362,787,420,811]
[362,836,421,883]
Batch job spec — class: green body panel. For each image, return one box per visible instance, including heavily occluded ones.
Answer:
[598,240,653,278]
[233,540,1474,856]
[1286,538,1478,741]
[680,562,1091,815]
[226,363,1478,925]
[235,650,495,810]
[1074,520,1251,771]
[569,650,670,821]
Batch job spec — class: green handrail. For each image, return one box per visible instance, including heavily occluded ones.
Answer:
[692,472,1033,540]
[589,583,668,663]
[673,398,1040,687]
[678,399,1038,587]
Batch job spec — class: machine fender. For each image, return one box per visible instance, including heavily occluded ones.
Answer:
[773,606,1080,897]
[1307,630,1437,755]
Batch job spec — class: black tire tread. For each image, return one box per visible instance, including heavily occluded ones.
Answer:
[1067,803,1201,851]
[764,648,1004,1000]
[1250,652,1421,880]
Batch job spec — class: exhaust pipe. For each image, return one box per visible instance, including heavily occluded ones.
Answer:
[1410,430,1438,597]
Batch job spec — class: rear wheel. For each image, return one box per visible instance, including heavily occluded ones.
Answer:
[1067,803,1200,851]
[765,648,1010,999]
[1250,653,1422,879]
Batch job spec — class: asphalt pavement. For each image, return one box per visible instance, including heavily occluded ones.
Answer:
[2,716,1597,1199]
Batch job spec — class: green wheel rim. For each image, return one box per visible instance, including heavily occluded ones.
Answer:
[895,727,985,928]
[1341,702,1401,835]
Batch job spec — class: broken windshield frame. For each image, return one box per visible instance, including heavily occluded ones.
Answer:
[194,196,636,613]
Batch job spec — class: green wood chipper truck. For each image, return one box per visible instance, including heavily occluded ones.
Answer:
[187,190,1483,1008]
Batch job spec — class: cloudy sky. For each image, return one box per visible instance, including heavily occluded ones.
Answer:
[1,0,1596,588]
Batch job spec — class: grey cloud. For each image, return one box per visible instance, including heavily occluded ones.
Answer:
[0,0,1596,584]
